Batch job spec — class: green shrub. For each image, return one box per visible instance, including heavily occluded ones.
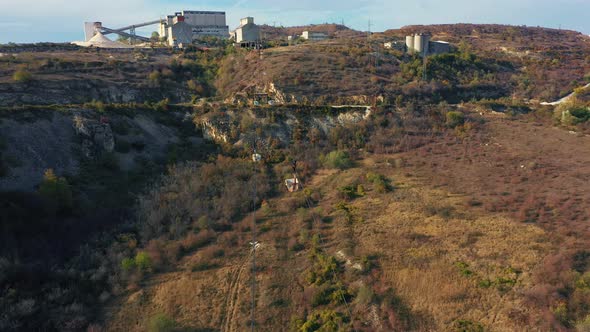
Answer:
[135,252,152,271]
[148,313,177,332]
[338,185,361,199]
[153,98,170,112]
[148,71,161,83]
[455,261,473,277]
[13,69,32,83]
[576,315,590,332]
[446,111,465,128]
[38,169,73,214]
[308,253,339,285]
[366,172,393,193]
[356,285,374,305]
[553,303,571,327]
[298,310,345,332]
[85,99,107,113]
[121,258,135,271]
[322,150,352,170]
[452,319,484,332]
[570,108,590,124]
[312,285,334,307]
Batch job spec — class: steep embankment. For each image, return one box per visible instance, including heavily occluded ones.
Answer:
[104,144,554,331]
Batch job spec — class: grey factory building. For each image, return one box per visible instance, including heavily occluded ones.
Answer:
[159,11,230,46]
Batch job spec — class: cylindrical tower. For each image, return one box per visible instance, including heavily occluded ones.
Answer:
[414,34,423,54]
[406,35,415,53]
[422,34,430,55]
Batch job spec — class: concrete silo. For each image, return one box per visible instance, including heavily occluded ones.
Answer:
[414,34,430,56]
[406,35,415,53]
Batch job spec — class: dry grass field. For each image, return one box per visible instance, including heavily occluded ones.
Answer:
[105,111,577,330]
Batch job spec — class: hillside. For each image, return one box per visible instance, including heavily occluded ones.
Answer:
[1,23,590,332]
[383,24,590,101]
[259,24,364,40]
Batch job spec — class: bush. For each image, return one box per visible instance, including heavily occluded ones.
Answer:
[338,185,363,200]
[322,150,353,170]
[298,310,345,332]
[85,99,106,112]
[135,252,152,271]
[148,313,177,332]
[446,111,465,128]
[366,172,393,193]
[570,108,590,124]
[452,319,484,332]
[38,169,73,215]
[148,71,161,83]
[577,315,590,332]
[13,69,32,83]
[121,258,135,271]
[153,98,170,112]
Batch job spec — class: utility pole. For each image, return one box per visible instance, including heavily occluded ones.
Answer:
[367,19,372,40]
[250,140,259,332]
[422,54,428,81]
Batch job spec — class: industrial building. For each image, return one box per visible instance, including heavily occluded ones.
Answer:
[405,33,451,56]
[383,41,405,51]
[159,11,229,46]
[301,31,328,41]
[233,17,260,47]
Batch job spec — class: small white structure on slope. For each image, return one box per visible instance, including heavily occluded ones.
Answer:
[301,31,328,41]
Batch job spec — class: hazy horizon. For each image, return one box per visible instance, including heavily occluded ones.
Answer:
[0,0,589,43]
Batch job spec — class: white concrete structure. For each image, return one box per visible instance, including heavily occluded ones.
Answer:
[406,33,450,56]
[384,41,405,50]
[233,17,260,45]
[301,31,328,41]
[159,10,229,46]
[413,34,430,55]
[84,22,103,41]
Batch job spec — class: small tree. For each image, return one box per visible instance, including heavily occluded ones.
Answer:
[148,313,177,332]
[322,150,353,170]
[135,252,152,271]
[446,111,465,128]
[150,31,160,43]
[13,69,32,83]
[38,169,73,215]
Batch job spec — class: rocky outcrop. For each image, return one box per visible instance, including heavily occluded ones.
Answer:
[73,115,115,158]
[198,107,372,146]
[200,117,231,144]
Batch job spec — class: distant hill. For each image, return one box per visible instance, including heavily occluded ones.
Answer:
[260,23,364,40]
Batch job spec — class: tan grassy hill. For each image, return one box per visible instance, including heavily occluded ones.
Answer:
[102,108,590,331]
[104,150,554,331]
[216,39,397,104]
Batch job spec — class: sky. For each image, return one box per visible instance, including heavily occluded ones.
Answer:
[0,0,589,43]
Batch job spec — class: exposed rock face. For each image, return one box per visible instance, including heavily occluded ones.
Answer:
[0,112,80,191]
[198,107,372,146]
[201,118,230,143]
[0,79,192,106]
[73,115,115,157]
